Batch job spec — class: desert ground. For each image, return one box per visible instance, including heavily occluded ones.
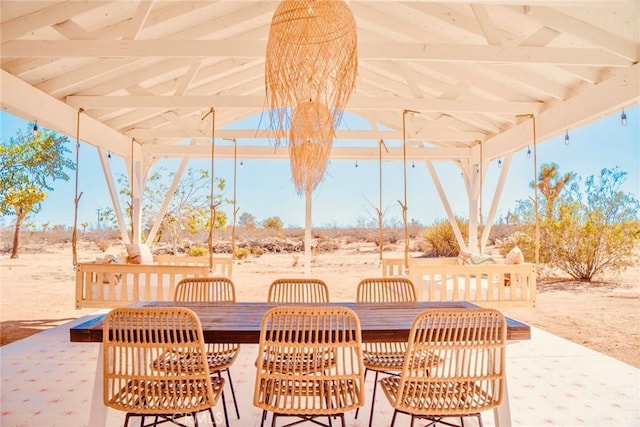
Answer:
[1,240,639,368]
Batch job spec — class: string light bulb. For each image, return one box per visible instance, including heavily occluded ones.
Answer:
[621,109,627,126]
[411,161,415,169]
[240,160,243,167]
[32,121,38,136]
[526,146,531,159]
[355,160,358,168]
[498,158,503,168]
[564,130,570,145]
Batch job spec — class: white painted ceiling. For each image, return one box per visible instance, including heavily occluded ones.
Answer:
[1,0,638,167]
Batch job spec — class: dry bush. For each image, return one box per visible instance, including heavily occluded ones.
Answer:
[185,245,207,257]
[250,247,265,257]
[233,247,249,259]
[420,218,469,257]
[316,239,339,252]
[96,240,110,252]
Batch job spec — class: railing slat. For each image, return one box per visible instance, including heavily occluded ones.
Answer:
[382,257,536,308]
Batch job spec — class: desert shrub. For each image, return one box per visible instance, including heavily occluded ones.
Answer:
[251,246,265,256]
[317,239,339,252]
[96,240,110,252]
[385,227,401,244]
[420,217,469,257]
[186,245,207,256]
[234,247,249,259]
[342,235,356,244]
[494,231,535,262]
[509,166,640,281]
[263,216,284,231]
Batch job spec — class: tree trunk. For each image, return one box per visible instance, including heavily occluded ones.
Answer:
[10,214,24,259]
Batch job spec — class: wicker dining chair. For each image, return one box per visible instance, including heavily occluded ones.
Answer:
[103,307,225,427]
[253,305,365,427]
[267,278,330,303]
[355,277,440,427]
[171,277,241,424]
[379,308,507,427]
[265,278,334,375]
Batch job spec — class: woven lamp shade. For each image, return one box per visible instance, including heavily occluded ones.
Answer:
[265,0,358,145]
[289,101,334,194]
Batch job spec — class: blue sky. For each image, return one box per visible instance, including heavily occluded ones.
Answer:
[1,106,638,229]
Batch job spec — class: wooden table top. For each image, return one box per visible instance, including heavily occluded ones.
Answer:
[70,301,531,344]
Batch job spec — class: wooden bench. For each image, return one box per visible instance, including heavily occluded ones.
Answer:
[152,255,233,276]
[75,255,233,309]
[383,257,536,308]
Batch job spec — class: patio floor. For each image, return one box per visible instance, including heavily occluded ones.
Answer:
[1,312,638,427]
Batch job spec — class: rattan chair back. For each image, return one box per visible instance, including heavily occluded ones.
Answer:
[356,277,416,303]
[103,307,220,416]
[173,276,240,420]
[253,305,365,421]
[267,278,329,303]
[355,277,419,426]
[175,277,236,303]
[387,308,507,417]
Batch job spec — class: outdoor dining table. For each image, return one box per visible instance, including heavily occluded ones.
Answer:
[70,300,530,427]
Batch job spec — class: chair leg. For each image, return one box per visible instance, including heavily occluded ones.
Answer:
[216,372,230,427]
[367,370,380,427]
[390,410,398,427]
[354,367,369,419]
[224,367,241,419]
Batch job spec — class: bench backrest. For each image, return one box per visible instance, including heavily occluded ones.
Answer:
[75,263,211,309]
[382,257,536,308]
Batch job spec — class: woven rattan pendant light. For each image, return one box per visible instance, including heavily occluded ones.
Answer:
[289,101,334,194]
[266,0,357,191]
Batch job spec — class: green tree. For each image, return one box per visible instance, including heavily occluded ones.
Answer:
[0,125,73,258]
[238,212,257,228]
[98,207,117,229]
[117,167,229,253]
[505,163,576,263]
[81,221,89,233]
[506,166,639,280]
[547,167,640,280]
[536,163,575,222]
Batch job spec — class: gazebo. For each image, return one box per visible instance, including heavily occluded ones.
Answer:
[1,0,638,262]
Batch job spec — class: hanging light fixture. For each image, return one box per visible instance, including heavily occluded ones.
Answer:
[498,158,503,168]
[564,130,570,145]
[265,0,357,146]
[32,121,38,136]
[288,101,334,194]
[355,160,358,168]
[526,145,531,158]
[621,109,627,126]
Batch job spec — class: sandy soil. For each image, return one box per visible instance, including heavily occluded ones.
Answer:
[1,241,638,368]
